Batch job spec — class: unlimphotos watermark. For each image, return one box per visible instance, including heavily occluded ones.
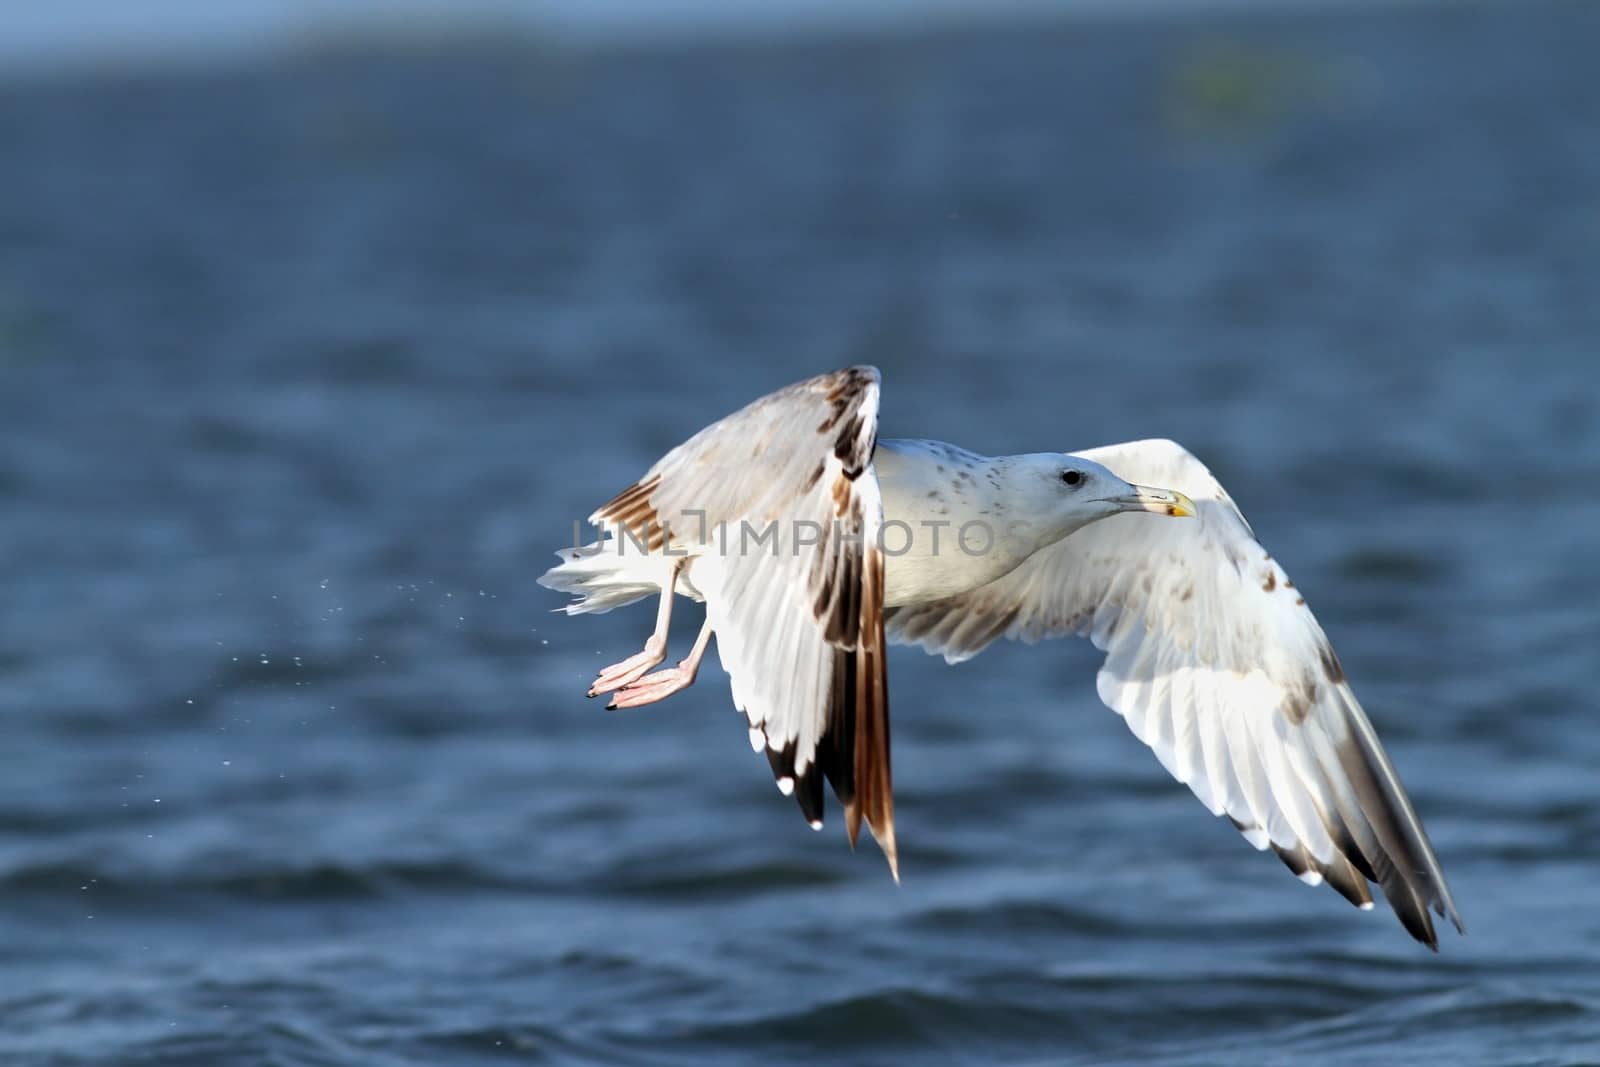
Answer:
[569,511,1040,559]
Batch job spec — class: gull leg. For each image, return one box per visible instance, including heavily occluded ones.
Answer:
[586,567,677,698]
[607,618,714,710]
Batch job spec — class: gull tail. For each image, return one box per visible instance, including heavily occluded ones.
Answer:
[537,542,668,616]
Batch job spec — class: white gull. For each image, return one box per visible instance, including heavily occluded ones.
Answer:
[538,366,1463,949]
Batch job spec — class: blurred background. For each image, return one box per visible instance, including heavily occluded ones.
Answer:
[2,1,1597,1064]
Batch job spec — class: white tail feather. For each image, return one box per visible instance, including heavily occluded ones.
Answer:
[537,542,670,615]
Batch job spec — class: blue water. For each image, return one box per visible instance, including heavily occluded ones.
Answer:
[2,2,1598,1063]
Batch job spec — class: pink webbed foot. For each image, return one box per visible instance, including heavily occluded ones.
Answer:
[587,646,665,698]
[605,665,699,710]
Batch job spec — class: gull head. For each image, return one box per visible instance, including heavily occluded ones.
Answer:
[1015,454,1195,542]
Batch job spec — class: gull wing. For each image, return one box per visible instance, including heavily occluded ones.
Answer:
[592,367,895,876]
[885,438,1461,945]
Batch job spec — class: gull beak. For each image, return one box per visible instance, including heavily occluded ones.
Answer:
[1114,484,1196,518]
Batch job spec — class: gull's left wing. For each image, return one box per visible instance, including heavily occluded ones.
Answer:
[885,438,1462,947]
[588,367,896,875]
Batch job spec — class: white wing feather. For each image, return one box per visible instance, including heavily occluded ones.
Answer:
[583,367,896,874]
[887,438,1461,946]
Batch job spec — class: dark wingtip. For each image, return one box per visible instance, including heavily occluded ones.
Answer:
[766,743,826,830]
[1321,857,1374,912]
[1392,884,1439,949]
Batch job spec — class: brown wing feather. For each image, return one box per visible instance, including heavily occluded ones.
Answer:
[845,543,895,879]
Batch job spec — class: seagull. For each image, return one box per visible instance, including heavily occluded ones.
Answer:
[539,366,1463,949]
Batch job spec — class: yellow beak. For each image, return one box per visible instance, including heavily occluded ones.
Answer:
[1117,485,1196,518]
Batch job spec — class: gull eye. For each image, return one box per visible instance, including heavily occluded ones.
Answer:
[1060,470,1083,487]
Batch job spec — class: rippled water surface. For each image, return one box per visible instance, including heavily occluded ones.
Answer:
[3,3,1599,1064]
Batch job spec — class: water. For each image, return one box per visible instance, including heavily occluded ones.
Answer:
[2,2,1598,1063]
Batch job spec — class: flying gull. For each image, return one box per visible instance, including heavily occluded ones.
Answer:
[539,366,1463,948]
